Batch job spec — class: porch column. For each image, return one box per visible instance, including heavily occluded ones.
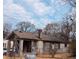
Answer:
[49,42,52,53]
[58,43,60,49]
[37,41,43,54]
[19,40,23,57]
[52,43,55,49]
[31,41,34,47]
[31,41,34,51]
[7,40,11,55]
[31,41,36,53]
[60,43,64,49]
[49,43,51,50]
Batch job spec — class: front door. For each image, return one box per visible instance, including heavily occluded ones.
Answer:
[23,41,31,52]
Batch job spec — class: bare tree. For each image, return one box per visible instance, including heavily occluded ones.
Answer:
[61,14,76,56]
[15,21,36,32]
[43,23,60,57]
[44,23,60,35]
[62,14,76,39]
[61,0,76,7]
[3,23,12,39]
[68,0,76,7]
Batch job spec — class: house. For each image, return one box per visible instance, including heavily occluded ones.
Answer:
[6,30,69,56]
[3,40,8,49]
[3,40,13,49]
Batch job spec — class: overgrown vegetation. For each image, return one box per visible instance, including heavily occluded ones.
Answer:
[69,39,76,57]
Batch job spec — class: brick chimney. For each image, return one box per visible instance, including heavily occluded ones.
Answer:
[37,29,42,38]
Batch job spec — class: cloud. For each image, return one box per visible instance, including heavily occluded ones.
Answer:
[34,18,52,28]
[40,19,51,25]
[4,0,73,29]
[24,0,51,16]
[4,0,54,28]
[4,0,38,25]
[68,7,76,20]
[33,2,51,16]
[55,0,68,5]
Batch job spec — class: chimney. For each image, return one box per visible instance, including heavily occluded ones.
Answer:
[37,29,42,38]
[19,30,22,33]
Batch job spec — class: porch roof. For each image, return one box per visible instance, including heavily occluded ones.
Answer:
[7,31,69,43]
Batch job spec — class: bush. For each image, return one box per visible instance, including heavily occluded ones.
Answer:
[69,39,76,57]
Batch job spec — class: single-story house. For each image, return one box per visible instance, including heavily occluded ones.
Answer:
[6,30,69,56]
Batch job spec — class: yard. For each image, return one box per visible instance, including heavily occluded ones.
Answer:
[3,53,75,59]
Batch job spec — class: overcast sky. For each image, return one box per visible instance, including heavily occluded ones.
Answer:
[3,0,73,29]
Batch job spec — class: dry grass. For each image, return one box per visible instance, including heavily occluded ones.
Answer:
[3,53,75,59]
[3,56,75,59]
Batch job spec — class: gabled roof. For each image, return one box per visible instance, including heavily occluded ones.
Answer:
[7,31,69,43]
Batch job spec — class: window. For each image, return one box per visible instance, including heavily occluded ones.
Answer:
[3,43,6,48]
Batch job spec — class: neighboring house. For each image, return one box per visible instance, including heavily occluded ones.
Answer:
[3,39,13,49]
[6,31,69,56]
[3,40,8,49]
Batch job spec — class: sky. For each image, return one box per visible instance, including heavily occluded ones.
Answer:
[3,0,74,29]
